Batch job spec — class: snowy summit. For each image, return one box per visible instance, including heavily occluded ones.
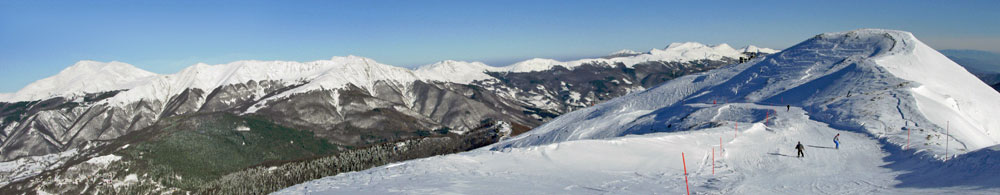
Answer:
[2,61,157,102]
[276,29,1000,194]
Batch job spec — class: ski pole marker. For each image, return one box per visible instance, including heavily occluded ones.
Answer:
[682,152,690,195]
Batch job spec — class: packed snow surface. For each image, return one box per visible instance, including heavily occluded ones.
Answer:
[275,29,1000,194]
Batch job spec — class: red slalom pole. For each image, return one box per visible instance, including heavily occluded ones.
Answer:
[765,111,770,124]
[735,122,738,137]
[682,152,690,195]
[720,137,723,152]
[712,148,715,175]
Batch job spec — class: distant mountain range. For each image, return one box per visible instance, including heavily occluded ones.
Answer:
[0,41,775,193]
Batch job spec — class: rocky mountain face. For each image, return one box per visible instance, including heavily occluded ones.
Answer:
[0,44,773,193]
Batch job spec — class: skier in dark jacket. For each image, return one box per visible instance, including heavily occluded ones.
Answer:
[834,134,840,149]
[787,105,790,112]
[795,142,805,158]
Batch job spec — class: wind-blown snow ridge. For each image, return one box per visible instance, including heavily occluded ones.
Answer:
[2,43,775,103]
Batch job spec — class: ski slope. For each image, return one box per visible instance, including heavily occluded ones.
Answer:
[275,29,1000,194]
[276,104,999,194]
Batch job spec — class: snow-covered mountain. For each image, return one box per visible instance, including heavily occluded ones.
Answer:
[740,45,781,54]
[2,61,157,102]
[0,41,775,193]
[276,29,1000,194]
[1,44,771,104]
[607,49,644,57]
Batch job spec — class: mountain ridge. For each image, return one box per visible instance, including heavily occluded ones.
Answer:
[1,44,776,103]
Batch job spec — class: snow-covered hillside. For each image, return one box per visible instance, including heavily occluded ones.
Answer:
[275,29,1000,194]
[278,104,1000,194]
[496,29,1000,155]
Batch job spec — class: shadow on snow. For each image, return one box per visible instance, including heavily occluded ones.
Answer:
[877,138,1000,189]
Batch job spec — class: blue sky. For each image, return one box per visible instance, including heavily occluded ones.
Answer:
[1,0,999,92]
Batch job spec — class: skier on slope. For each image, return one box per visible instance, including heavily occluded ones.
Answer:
[795,142,805,158]
[834,134,841,149]
[786,105,790,112]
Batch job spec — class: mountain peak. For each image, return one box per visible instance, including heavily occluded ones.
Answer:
[664,42,708,50]
[712,43,735,50]
[419,60,492,71]
[414,60,497,84]
[739,45,780,54]
[330,55,377,64]
[506,58,563,72]
[63,60,152,75]
[1,60,157,102]
[609,49,643,56]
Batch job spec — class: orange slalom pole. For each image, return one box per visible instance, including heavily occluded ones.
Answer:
[765,111,770,124]
[682,152,690,195]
